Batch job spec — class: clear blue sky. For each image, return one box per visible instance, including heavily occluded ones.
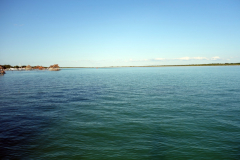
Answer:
[0,0,240,67]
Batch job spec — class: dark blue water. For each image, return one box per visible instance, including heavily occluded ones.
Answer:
[1,67,240,159]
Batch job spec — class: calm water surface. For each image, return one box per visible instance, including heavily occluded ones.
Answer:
[0,67,240,159]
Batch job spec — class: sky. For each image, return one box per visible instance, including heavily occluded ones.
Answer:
[0,0,240,67]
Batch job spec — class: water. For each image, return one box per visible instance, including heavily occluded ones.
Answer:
[0,67,240,159]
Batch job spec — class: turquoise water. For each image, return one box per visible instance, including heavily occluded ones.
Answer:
[0,67,240,159]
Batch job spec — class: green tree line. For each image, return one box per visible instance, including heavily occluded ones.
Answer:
[0,65,28,69]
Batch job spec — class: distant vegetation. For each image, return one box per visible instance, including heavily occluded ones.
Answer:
[1,65,12,69]
[61,63,240,68]
[149,63,240,67]
[0,65,47,69]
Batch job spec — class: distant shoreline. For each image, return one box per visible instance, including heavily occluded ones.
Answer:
[61,63,240,68]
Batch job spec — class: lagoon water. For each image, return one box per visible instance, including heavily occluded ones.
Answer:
[0,67,240,159]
